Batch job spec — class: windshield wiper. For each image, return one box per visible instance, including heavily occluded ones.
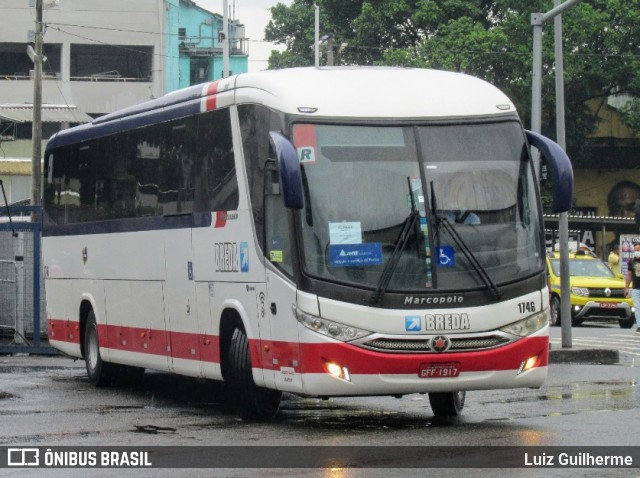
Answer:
[371,177,421,304]
[431,182,501,300]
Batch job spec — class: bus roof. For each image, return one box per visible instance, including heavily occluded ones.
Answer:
[46,67,517,150]
[235,67,515,119]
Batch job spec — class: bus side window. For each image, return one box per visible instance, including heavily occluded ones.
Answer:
[195,108,238,213]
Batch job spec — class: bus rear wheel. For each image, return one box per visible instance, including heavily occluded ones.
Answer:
[84,310,114,386]
[429,391,466,417]
[227,327,281,420]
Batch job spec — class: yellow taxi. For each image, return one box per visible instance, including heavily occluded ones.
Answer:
[547,251,635,328]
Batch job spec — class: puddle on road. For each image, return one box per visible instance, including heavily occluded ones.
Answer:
[481,379,636,406]
[0,392,13,399]
[274,398,460,430]
[477,379,637,421]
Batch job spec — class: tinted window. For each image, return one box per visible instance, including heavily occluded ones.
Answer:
[44,108,238,224]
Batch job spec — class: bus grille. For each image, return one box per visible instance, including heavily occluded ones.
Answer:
[360,335,512,353]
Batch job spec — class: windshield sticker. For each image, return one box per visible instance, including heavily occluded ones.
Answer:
[436,246,455,268]
[298,146,315,163]
[329,222,362,245]
[420,217,428,233]
[293,124,317,164]
[270,237,283,263]
[329,243,382,267]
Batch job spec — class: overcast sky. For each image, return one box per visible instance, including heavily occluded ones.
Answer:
[196,0,292,72]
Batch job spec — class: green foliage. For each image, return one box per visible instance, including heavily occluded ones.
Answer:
[265,0,640,168]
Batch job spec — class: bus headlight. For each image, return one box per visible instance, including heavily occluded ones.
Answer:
[500,310,548,337]
[292,305,372,342]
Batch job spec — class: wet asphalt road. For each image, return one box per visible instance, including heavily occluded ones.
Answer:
[0,327,638,478]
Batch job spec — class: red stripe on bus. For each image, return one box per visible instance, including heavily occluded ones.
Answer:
[48,318,81,344]
[249,335,548,375]
[214,210,227,228]
[48,318,547,374]
[47,319,220,363]
[205,81,219,111]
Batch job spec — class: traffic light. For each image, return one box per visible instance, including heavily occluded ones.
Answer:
[635,199,640,231]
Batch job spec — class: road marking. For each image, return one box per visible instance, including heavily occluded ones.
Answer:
[550,333,640,357]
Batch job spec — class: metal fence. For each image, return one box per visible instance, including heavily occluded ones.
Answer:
[0,205,54,354]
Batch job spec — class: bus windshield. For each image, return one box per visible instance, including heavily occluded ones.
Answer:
[294,121,544,294]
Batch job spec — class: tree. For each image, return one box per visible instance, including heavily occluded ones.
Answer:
[265,0,640,167]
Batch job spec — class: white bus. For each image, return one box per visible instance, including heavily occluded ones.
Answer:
[43,67,573,419]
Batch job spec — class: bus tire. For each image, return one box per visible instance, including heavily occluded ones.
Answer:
[227,327,281,420]
[84,310,114,386]
[428,391,465,417]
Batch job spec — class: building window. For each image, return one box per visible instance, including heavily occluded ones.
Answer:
[70,44,153,82]
[0,43,61,80]
[178,28,186,40]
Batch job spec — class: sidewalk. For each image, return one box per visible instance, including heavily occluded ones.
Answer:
[548,344,619,364]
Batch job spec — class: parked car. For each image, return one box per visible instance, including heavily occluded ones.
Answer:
[547,251,635,328]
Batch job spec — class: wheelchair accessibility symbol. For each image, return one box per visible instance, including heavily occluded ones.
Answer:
[436,246,455,268]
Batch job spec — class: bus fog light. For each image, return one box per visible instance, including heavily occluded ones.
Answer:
[518,355,538,375]
[325,361,351,382]
[574,305,581,312]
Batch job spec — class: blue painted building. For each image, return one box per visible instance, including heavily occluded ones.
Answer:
[166,0,248,92]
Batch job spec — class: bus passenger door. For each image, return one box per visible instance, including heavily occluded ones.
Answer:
[263,162,302,391]
[265,271,301,391]
[163,222,200,376]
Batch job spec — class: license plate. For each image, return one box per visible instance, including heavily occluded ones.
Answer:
[599,303,618,309]
[419,362,460,378]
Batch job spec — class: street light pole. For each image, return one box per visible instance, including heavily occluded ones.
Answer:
[31,0,43,215]
[222,0,229,78]
[530,0,581,349]
[314,5,320,67]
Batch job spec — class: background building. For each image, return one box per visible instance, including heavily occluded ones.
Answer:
[0,0,247,203]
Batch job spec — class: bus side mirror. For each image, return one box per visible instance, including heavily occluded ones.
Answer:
[525,130,573,213]
[269,131,303,209]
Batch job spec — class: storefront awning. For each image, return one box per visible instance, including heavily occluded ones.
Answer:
[0,159,32,176]
[0,104,93,123]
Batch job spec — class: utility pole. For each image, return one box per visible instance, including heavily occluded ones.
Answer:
[31,0,43,216]
[314,5,319,67]
[222,0,229,78]
[326,35,334,66]
[530,0,581,349]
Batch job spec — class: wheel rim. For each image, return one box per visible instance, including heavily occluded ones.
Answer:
[87,326,99,370]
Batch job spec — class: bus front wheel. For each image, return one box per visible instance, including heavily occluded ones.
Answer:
[227,327,281,420]
[429,391,466,417]
[84,310,114,386]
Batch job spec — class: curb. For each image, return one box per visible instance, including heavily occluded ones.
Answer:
[549,347,619,365]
